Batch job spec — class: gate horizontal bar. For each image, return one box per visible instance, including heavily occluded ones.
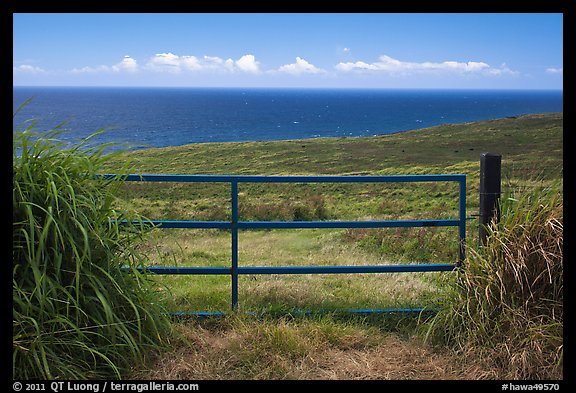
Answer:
[169,307,440,318]
[100,173,465,183]
[128,263,456,275]
[118,218,459,229]
[237,264,456,274]
[237,219,459,229]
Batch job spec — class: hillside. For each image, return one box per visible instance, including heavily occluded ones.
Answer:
[102,113,562,380]
[105,112,562,180]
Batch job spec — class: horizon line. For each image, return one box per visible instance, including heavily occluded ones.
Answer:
[13,85,564,92]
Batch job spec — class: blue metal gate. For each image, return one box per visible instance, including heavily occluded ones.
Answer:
[104,173,466,315]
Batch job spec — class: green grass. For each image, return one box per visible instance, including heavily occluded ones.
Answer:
[103,112,562,178]
[103,113,562,254]
[144,228,444,314]
[17,111,561,379]
[102,112,562,317]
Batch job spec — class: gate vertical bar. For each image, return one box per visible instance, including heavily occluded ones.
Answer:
[231,179,239,310]
[458,176,467,266]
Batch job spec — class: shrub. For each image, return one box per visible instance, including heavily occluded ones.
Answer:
[13,120,170,379]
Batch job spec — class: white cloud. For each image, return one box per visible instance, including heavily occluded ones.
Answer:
[71,65,108,73]
[338,47,352,56]
[181,56,203,71]
[145,53,260,74]
[202,55,224,66]
[62,53,523,85]
[484,63,517,76]
[235,54,260,74]
[546,67,563,74]
[146,52,181,73]
[13,64,46,74]
[112,56,138,72]
[335,54,516,77]
[335,60,378,72]
[72,55,138,74]
[278,57,325,75]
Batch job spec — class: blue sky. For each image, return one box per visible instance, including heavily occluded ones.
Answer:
[13,13,563,89]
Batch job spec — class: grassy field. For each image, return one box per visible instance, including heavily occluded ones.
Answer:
[102,112,562,379]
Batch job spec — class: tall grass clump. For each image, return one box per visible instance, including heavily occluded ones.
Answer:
[13,119,171,379]
[423,180,563,379]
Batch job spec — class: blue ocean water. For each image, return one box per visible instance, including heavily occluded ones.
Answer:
[13,87,563,152]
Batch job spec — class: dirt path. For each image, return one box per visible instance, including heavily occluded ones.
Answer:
[133,321,494,380]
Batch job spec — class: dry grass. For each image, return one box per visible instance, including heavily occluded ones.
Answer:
[132,317,490,380]
[424,180,563,379]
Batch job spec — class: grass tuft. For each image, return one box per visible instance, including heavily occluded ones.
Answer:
[13,118,171,379]
[423,179,563,379]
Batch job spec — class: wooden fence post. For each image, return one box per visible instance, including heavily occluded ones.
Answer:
[479,152,501,245]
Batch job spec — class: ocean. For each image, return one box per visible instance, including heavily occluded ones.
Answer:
[13,87,563,152]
